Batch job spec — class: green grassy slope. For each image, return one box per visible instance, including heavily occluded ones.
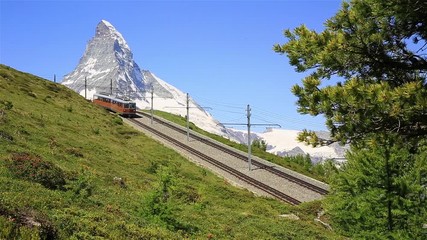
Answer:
[0,65,341,239]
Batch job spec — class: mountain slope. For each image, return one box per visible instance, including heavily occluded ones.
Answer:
[62,19,229,138]
[227,128,347,162]
[0,65,343,239]
[259,129,348,161]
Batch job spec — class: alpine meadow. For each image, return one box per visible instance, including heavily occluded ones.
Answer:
[0,65,342,239]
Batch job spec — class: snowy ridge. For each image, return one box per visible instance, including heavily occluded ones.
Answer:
[98,19,130,52]
[259,129,342,160]
[137,71,228,137]
[62,20,145,99]
[227,128,347,162]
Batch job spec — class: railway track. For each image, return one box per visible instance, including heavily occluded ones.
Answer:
[128,118,301,205]
[137,111,329,195]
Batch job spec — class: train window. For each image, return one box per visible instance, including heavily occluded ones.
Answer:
[129,103,136,109]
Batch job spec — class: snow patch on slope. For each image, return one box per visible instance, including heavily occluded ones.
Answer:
[259,128,339,159]
[136,72,227,137]
[226,127,347,162]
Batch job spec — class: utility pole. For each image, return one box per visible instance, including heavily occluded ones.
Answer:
[54,74,56,83]
[247,105,252,171]
[186,93,190,142]
[85,76,87,99]
[165,93,211,142]
[151,88,154,124]
[221,105,280,171]
[110,78,113,95]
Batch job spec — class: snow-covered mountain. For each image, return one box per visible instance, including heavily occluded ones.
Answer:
[62,20,229,137]
[258,128,348,163]
[62,20,145,99]
[62,19,347,162]
[227,128,347,162]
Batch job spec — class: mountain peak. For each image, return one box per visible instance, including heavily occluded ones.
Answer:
[62,19,141,97]
[62,20,232,141]
[100,19,114,28]
[96,20,115,35]
[95,20,129,50]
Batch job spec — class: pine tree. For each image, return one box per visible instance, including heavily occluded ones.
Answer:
[326,134,427,239]
[274,0,427,238]
[274,0,427,146]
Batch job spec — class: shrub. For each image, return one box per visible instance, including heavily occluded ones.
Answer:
[43,95,52,102]
[0,208,57,239]
[141,166,177,227]
[0,130,13,142]
[92,127,100,135]
[0,69,13,79]
[65,147,84,158]
[6,152,67,190]
[112,116,123,125]
[65,105,73,112]
[45,82,61,93]
[146,161,159,174]
[0,100,13,110]
[65,171,95,202]
[175,185,201,204]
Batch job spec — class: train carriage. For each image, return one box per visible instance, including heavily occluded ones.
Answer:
[93,93,136,117]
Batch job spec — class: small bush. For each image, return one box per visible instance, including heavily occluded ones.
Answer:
[0,100,13,110]
[6,152,67,190]
[65,105,73,112]
[66,172,95,202]
[0,69,14,80]
[0,110,6,122]
[116,128,140,139]
[146,161,159,174]
[46,83,61,93]
[0,130,13,142]
[92,127,100,135]
[0,207,58,239]
[65,147,84,158]
[175,185,201,204]
[141,167,176,225]
[19,88,37,98]
[43,95,52,102]
[112,116,123,125]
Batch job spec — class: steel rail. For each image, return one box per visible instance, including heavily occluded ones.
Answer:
[129,118,302,205]
[137,111,329,195]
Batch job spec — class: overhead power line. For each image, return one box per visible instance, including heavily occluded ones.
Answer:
[165,93,212,142]
[221,104,280,171]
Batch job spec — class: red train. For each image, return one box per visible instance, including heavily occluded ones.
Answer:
[93,93,137,117]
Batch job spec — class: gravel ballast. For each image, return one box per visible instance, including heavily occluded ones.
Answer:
[124,114,328,203]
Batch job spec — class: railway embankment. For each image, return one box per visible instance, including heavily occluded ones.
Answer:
[124,113,329,204]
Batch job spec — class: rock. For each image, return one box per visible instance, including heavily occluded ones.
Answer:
[113,176,126,188]
[278,213,300,220]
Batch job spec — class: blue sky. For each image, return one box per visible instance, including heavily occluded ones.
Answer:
[1,0,342,131]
